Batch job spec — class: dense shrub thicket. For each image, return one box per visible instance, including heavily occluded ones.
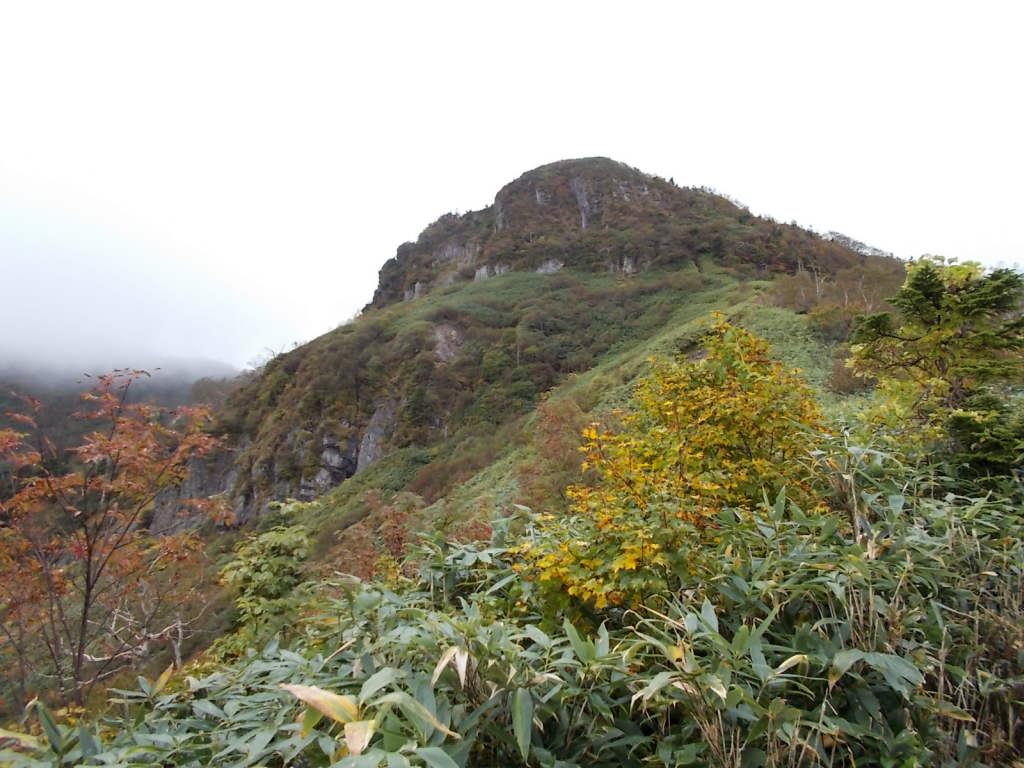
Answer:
[2,460,1021,766]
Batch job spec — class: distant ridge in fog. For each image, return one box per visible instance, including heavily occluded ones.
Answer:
[0,356,239,392]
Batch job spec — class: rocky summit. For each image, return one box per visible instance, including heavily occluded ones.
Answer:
[370,157,863,309]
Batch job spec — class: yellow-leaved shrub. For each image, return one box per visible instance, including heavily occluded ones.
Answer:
[519,319,825,610]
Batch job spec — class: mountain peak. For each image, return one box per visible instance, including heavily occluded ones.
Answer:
[368,158,858,310]
[493,157,663,234]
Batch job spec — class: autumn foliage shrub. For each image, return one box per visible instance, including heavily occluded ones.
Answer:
[516,396,593,512]
[0,372,225,712]
[519,319,825,610]
[825,345,875,394]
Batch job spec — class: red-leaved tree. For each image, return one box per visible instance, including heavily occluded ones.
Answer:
[0,371,227,710]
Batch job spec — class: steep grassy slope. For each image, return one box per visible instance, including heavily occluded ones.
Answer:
[218,265,723,509]
[207,157,900,527]
[284,280,841,567]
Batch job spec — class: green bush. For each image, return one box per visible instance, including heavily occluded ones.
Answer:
[216,522,310,655]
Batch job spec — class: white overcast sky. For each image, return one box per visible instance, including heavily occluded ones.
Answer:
[1,2,1022,372]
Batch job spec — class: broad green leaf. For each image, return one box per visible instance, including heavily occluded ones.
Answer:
[700,598,719,634]
[192,699,227,719]
[151,665,174,697]
[263,636,280,657]
[747,605,780,648]
[521,624,550,648]
[355,591,383,611]
[770,487,787,522]
[928,699,975,721]
[360,667,404,704]
[822,714,872,739]
[414,675,440,734]
[829,649,864,685]
[702,673,727,702]
[749,639,771,683]
[381,712,407,752]
[78,723,99,760]
[484,573,516,595]
[511,687,533,762]
[563,619,594,664]
[730,624,750,655]
[631,671,678,705]
[336,750,386,768]
[281,684,359,724]
[725,686,743,709]
[280,649,309,665]
[870,652,922,686]
[596,622,610,657]
[852,685,882,721]
[247,727,277,760]
[746,715,770,743]
[741,746,768,768]
[319,735,337,758]
[413,746,461,768]
[819,514,840,542]
[32,700,63,754]
[302,707,324,738]
[374,692,461,740]
[862,652,923,695]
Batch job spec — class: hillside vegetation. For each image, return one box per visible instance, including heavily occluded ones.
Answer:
[213,158,899,523]
[3,159,1022,766]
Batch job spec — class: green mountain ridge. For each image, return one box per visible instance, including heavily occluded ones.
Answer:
[154,158,899,535]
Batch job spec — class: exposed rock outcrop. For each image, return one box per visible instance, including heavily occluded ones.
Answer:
[369,157,736,309]
[305,433,359,498]
[357,399,399,473]
[432,324,463,362]
[150,446,241,534]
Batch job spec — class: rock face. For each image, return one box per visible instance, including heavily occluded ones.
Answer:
[151,447,241,533]
[357,399,399,473]
[155,418,368,527]
[432,324,463,362]
[369,156,846,311]
[306,434,359,497]
[370,157,715,309]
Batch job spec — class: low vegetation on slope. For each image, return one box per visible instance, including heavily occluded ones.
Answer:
[218,265,729,508]
[3,259,1022,767]
[217,158,898,519]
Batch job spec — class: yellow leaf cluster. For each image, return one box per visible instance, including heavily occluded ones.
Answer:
[524,319,824,608]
